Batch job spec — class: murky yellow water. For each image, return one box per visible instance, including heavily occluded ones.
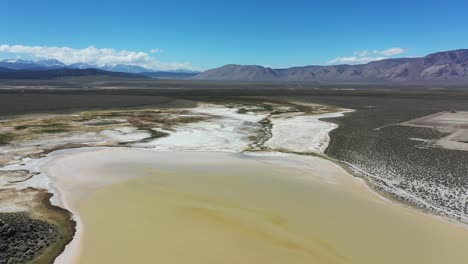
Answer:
[77,155,468,264]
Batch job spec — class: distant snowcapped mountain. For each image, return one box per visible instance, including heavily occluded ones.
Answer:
[0,59,65,70]
[0,59,40,70]
[0,59,196,74]
[36,59,66,68]
[0,59,152,73]
[68,62,96,69]
[2,59,34,64]
[99,64,152,73]
[68,63,155,73]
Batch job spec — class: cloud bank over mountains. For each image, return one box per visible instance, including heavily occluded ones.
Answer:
[0,44,197,71]
[0,43,410,70]
[327,47,408,65]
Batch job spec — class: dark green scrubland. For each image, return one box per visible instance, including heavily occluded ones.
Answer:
[299,95,468,221]
[0,213,58,264]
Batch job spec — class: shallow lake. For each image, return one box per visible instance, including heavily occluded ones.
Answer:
[49,149,468,264]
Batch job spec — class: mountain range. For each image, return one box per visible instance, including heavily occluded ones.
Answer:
[0,59,66,70]
[0,67,146,80]
[193,49,468,84]
[0,59,198,75]
[1,49,468,84]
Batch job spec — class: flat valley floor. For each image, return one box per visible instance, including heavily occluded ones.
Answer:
[2,87,468,264]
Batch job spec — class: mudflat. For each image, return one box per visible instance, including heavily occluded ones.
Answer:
[44,148,468,264]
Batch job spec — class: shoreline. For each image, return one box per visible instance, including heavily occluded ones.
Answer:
[334,158,468,229]
[251,149,468,230]
[43,151,85,264]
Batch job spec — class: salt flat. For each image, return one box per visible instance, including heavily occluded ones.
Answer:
[265,111,351,154]
[402,111,468,151]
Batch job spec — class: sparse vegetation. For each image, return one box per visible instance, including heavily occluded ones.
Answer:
[0,189,75,264]
[304,95,468,222]
[14,125,29,130]
[36,127,70,134]
[0,133,15,145]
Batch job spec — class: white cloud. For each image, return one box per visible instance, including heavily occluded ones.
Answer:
[327,56,387,65]
[374,47,407,56]
[353,50,370,57]
[0,44,197,71]
[327,47,408,65]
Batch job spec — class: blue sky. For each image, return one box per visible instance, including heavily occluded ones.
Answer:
[1,0,468,70]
